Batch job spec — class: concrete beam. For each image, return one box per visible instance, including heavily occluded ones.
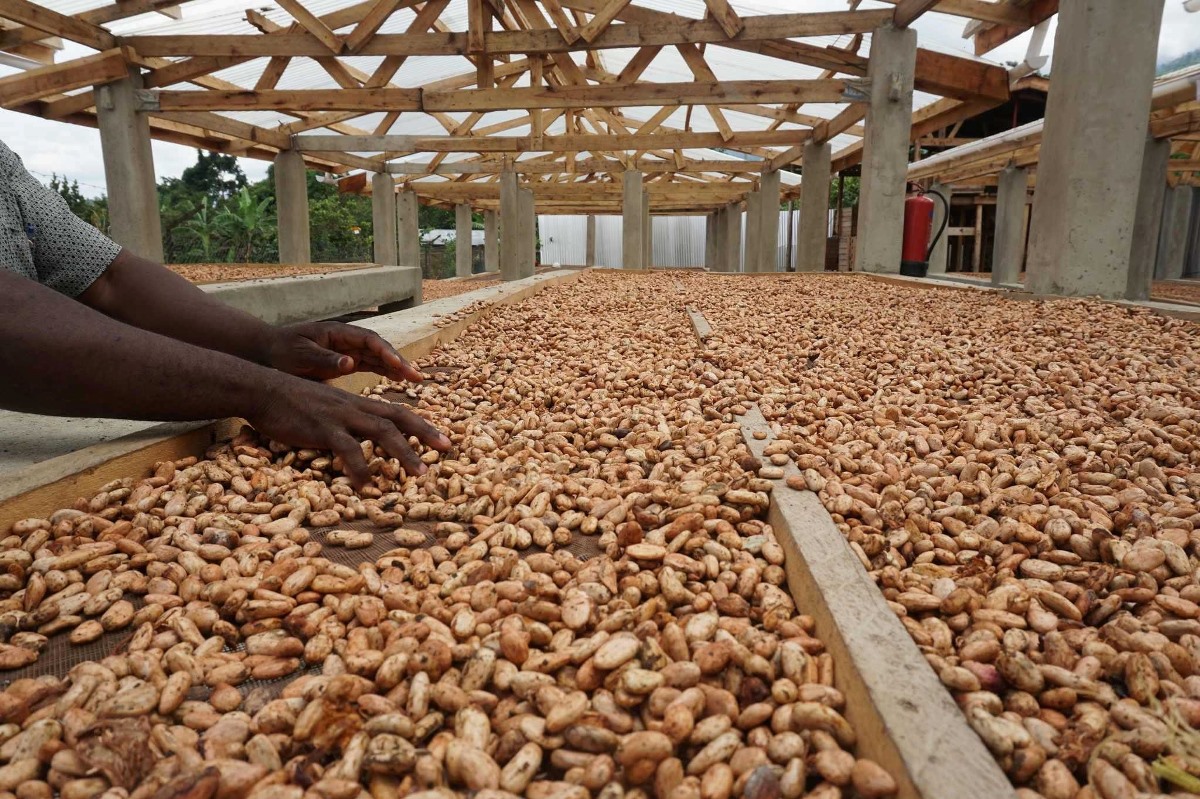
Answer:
[854,24,917,274]
[1157,186,1194,281]
[927,182,950,276]
[585,215,597,267]
[744,190,762,273]
[484,209,499,273]
[203,266,421,326]
[991,166,1028,287]
[97,69,163,262]
[759,169,782,272]
[1127,137,1171,300]
[455,203,473,277]
[396,189,419,269]
[1026,0,1165,298]
[797,141,832,273]
[371,173,397,267]
[622,170,644,269]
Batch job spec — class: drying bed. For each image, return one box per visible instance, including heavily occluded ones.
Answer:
[2,270,1198,799]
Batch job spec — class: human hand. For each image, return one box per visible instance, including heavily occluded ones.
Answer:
[248,373,451,486]
[264,321,424,383]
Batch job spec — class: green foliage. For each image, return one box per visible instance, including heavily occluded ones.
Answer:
[213,187,276,263]
[48,175,109,234]
[829,176,859,209]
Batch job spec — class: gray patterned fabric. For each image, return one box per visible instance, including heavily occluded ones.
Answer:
[0,139,121,297]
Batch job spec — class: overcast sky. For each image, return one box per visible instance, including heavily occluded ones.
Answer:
[0,1,1196,197]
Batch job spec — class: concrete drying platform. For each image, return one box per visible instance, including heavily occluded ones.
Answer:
[0,270,579,526]
[200,264,422,326]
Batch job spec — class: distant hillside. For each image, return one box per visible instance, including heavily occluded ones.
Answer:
[1159,47,1200,76]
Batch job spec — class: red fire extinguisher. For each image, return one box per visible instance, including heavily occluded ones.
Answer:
[900,184,948,277]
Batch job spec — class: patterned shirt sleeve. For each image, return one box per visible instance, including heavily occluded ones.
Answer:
[1,142,122,297]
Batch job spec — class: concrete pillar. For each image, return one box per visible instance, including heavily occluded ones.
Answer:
[744,191,762,273]
[727,203,743,273]
[455,203,473,277]
[991,167,1029,287]
[500,171,523,280]
[643,191,652,268]
[274,150,310,265]
[927,182,951,275]
[96,69,164,263]
[797,142,832,272]
[483,210,499,273]
[525,190,537,270]
[622,171,644,269]
[396,189,419,268]
[371,174,397,267]
[1026,0,1165,298]
[1157,186,1194,280]
[1126,137,1170,300]
[705,214,717,269]
[759,170,782,272]
[585,215,597,266]
[713,207,725,272]
[854,24,917,274]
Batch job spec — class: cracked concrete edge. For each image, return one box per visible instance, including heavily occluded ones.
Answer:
[0,269,587,533]
[738,406,1016,799]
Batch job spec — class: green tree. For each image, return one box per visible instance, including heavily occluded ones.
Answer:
[181,150,248,208]
[214,187,276,262]
[48,175,109,234]
[828,176,860,209]
[176,205,218,262]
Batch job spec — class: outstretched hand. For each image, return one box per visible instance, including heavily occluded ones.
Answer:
[265,321,424,383]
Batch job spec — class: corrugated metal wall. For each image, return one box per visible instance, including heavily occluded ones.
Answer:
[539,210,834,270]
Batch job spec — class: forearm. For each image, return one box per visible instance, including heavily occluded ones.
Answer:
[78,249,277,365]
[0,269,284,421]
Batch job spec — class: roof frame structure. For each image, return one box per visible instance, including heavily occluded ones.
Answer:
[0,0,1039,211]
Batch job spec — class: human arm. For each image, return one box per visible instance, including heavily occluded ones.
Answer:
[0,269,449,483]
[78,249,425,383]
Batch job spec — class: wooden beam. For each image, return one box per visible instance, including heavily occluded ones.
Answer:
[974,0,1057,56]
[406,181,752,201]
[577,0,633,42]
[556,0,1009,103]
[297,129,807,153]
[702,0,743,37]
[0,0,184,50]
[344,0,403,53]
[0,0,116,50]
[428,79,848,111]
[540,0,580,43]
[386,157,769,174]
[146,79,848,113]
[122,9,895,58]
[872,0,1026,26]
[274,0,344,53]
[616,44,661,84]
[892,0,940,28]
[1167,159,1200,172]
[0,48,127,108]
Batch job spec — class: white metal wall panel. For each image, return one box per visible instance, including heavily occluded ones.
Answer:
[538,216,588,265]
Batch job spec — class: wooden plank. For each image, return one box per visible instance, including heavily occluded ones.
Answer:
[297,128,807,153]
[148,87,422,111]
[0,269,586,535]
[275,0,344,53]
[424,79,849,111]
[1167,159,1200,172]
[385,157,765,174]
[344,0,403,52]
[122,9,894,57]
[702,0,742,37]
[0,48,127,107]
[974,0,1056,56]
[0,0,183,49]
[737,405,1017,799]
[577,0,633,42]
[872,0,1026,25]
[0,0,116,49]
[892,0,939,28]
[407,182,751,200]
